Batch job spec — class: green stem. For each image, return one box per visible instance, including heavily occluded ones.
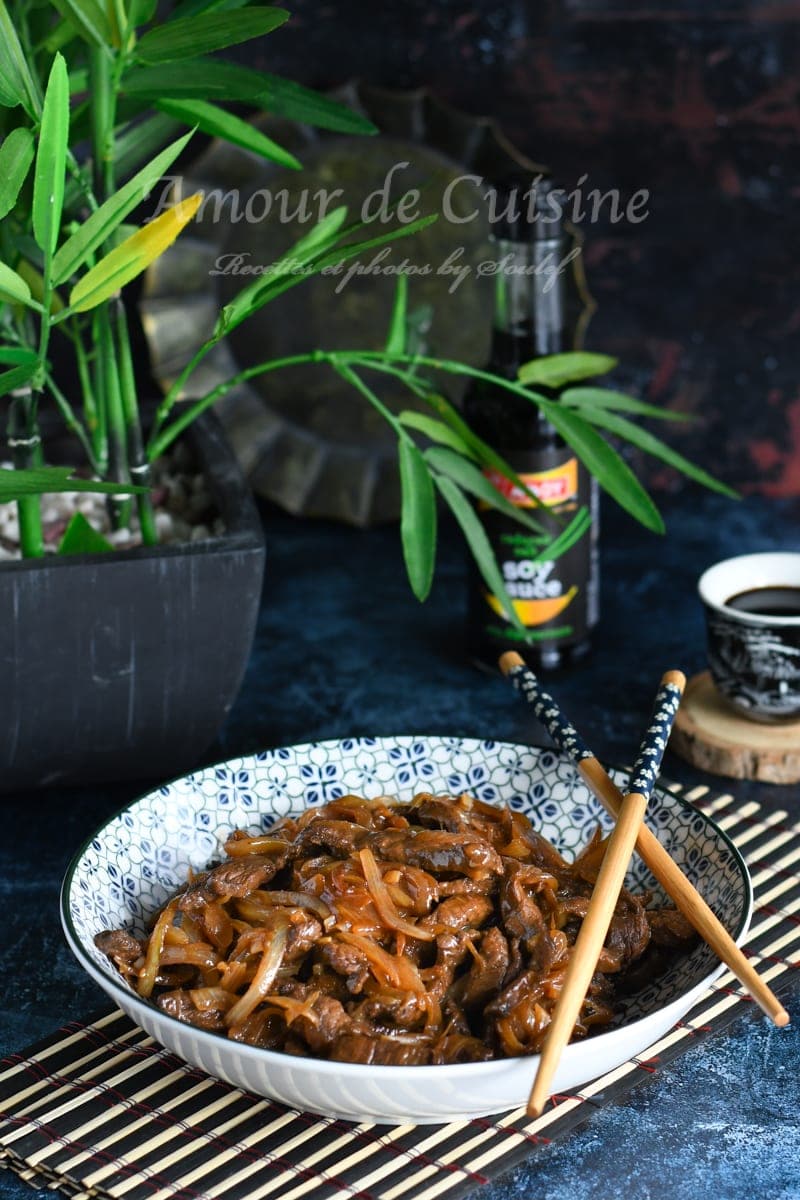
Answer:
[44,369,98,470]
[11,181,54,559]
[88,47,118,202]
[147,349,552,462]
[114,299,157,544]
[8,389,44,558]
[331,359,409,441]
[69,321,99,448]
[90,310,108,472]
[97,306,130,527]
[351,352,551,410]
[150,336,221,441]
[147,351,320,460]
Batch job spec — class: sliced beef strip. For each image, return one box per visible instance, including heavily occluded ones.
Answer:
[295,819,369,858]
[499,861,561,975]
[157,989,224,1031]
[94,929,143,968]
[421,930,473,1002]
[418,894,494,934]
[204,853,288,898]
[364,828,503,876]
[458,926,510,1012]
[596,892,651,972]
[317,940,371,994]
[330,1033,431,1065]
[648,907,697,948]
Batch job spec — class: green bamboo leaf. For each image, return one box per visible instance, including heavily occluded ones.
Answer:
[576,406,738,498]
[58,511,115,554]
[32,54,69,256]
[0,348,38,367]
[218,205,349,333]
[0,76,20,110]
[156,99,300,170]
[68,192,202,312]
[518,352,617,389]
[535,506,593,561]
[424,446,548,536]
[0,1,39,112]
[385,274,408,355]
[537,399,665,533]
[562,386,688,423]
[169,0,254,20]
[123,59,271,102]
[224,213,438,333]
[0,262,34,306]
[435,475,524,632]
[43,18,79,54]
[135,8,289,63]
[258,72,378,134]
[68,68,89,94]
[398,439,437,602]
[53,129,194,283]
[398,410,478,458]
[311,214,438,281]
[124,60,379,134]
[0,465,147,500]
[113,112,184,181]
[51,0,114,47]
[128,0,159,26]
[0,128,35,220]
[422,391,544,511]
[0,361,38,399]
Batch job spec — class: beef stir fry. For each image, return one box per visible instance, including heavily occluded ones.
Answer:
[97,793,696,1064]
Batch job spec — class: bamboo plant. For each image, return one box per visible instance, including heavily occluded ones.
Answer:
[0,0,734,623]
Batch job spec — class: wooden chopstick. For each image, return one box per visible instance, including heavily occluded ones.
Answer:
[525,668,686,1117]
[500,652,790,1035]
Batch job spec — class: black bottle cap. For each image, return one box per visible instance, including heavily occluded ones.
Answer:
[489,173,565,243]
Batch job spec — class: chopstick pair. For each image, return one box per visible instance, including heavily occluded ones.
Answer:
[499,651,789,1118]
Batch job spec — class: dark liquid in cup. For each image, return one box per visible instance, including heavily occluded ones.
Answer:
[726,586,800,618]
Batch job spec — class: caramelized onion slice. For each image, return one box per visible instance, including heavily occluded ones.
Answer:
[190,987,237,1013]
[358,848,433,942]
[159,944,220,970]
[260,992,321,1026]
[337,931,426,994]
[223,835,290,857]
[237,889,334,931]
[224,915,290,1028]
[137,900,178,999]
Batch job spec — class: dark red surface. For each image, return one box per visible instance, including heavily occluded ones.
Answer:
[239,1,800,495]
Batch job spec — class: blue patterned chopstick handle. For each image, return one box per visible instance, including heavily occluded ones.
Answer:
[507,663,594,763]
[628,679,684,797]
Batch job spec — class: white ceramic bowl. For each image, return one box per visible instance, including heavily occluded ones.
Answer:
[61,736,751,1124]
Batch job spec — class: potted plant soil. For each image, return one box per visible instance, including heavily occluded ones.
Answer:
[0,0,732,791]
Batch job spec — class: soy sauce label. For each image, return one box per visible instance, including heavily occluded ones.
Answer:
[478,453,599,647]
[483,458,579,508]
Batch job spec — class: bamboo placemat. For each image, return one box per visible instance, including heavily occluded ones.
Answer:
[1,783,797,1200]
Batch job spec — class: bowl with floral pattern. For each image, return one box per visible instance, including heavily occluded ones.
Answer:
[61,735,751,1123]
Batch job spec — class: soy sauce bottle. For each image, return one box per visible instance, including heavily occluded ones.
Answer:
[464,178,599,671]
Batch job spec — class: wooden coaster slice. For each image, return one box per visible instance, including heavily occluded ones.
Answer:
[670,671,800,784]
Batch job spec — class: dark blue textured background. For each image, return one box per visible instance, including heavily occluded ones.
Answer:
[2,488,799,1199]
[236,0,800,499]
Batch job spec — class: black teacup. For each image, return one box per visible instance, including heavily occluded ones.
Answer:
[698,553,800,723]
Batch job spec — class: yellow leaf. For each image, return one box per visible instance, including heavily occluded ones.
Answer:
[16,258,64,312]
[69,192,203,313]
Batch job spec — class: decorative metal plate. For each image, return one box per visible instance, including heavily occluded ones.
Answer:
[142,85,595,525]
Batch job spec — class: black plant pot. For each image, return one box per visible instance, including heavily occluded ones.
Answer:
[0,414,265,793]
